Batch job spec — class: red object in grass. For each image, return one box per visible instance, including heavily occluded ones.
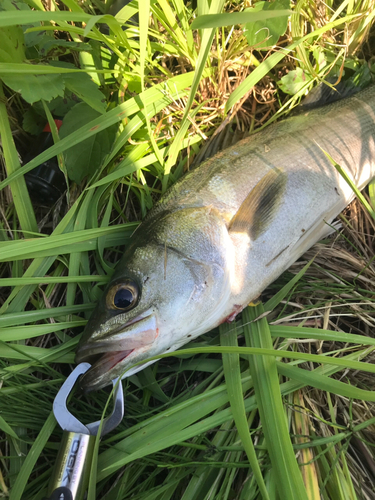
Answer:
[43,119,63,133]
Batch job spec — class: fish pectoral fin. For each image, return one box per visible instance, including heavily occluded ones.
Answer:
[229,167,287,240]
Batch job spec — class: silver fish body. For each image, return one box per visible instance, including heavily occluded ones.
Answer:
[76,85,375,391]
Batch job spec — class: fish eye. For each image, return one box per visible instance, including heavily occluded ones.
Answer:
[106,280,139,311]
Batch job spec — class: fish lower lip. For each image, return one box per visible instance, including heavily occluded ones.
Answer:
[76,313,158,363]
[95,349,134,371]
[79,349,134,391]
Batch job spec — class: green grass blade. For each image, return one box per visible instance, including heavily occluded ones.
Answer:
[66,189,95,306]
[96,349,368,484]
[90,134,200,188]
[292,391,320,499]
[0,10,94,26]
[154,345,375,375]
[0,303,94,327]
[278,362,375,402]
[0,233,133,262]
[317,144,375,220]
[369,178,375,209]
[97,375,254,480]
[0,415,19,439]
[191,9,292,29]
[0,82,38,235]
[0,343,75,363]
[0,224,136,262]
[131,0,165,178]
[0,195,82,314]
[0,276,107,286]
[8,412,56,500]
[243,304,308,500]
[1,321,85,341]
[270,324,375,346]
[0,63,107,74]
[220,321,270,500]
[171,0,195,57]
[157,0,190,56]
[162,0,225,191]
[263,259,314,314]
[225,13,357,112]
[0,71,198,191]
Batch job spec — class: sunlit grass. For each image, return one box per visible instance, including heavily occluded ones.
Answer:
[1,0,375,499]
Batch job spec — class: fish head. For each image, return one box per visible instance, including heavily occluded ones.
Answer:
[76,209,231,391]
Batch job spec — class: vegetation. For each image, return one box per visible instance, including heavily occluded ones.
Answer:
[1,0,375,498]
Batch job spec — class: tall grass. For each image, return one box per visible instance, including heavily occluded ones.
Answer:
[1,0,375,499]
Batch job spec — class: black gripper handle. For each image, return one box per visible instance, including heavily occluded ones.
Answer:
[45,486,73,500]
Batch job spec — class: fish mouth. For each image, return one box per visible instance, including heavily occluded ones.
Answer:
[75,313,158,391]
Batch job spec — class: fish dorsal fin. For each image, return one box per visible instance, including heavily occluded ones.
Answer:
[300,78,365,111]
[229,168,287,240]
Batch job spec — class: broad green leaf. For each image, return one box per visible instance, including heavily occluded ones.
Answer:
[116,66,142,93]
[2,72,64,103]
[0,0,29,11]
[0,0,45,50]
[60,67,107,113]
[23,21,46,49]
[0,26,25,63]
[38,37,92,56]
[59,102,118,183]
[278,67,314,95]
[22,106,46,135]
[48,90,82,116]
[244,0,290,50]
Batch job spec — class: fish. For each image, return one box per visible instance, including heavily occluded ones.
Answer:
[76,84,375,391]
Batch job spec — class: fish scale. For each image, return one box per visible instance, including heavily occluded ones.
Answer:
[76,85,375,391]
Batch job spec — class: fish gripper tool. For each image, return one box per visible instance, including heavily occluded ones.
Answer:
[46,362,124,500]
